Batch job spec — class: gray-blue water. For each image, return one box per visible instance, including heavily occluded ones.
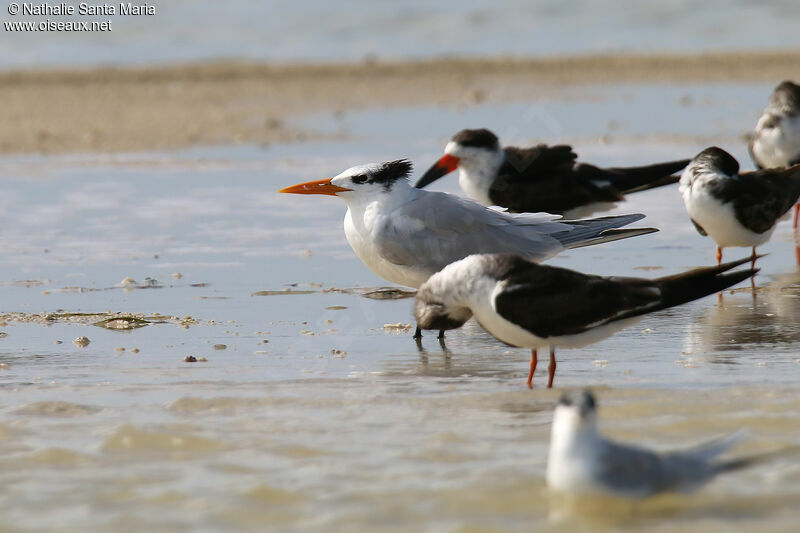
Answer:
[1,0,799,69]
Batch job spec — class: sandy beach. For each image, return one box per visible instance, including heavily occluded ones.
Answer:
[1,51,798,155]
[2,41,800,530]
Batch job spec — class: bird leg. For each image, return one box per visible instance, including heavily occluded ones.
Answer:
[750,247,758,300]
[716,246,725,302]
[794,204,800,229]
[547,346,557,389]
[526,349,538,389]
[437,330,445,339]
[438,334,448,353]
[413,326,422,339]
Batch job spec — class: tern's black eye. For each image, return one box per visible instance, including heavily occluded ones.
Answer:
[351,175,368,184]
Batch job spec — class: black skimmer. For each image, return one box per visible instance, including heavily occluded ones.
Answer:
[414,253,756,387]
[680,146,800,274]
[749,80,800,227]
[415,128,690,218]
[548,390,763,499]
[279,160,657,338]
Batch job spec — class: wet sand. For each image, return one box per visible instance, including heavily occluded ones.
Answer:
[2,80,800,530]
[0,51,798,155]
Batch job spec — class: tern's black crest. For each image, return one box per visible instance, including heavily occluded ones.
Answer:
[364,160,413,189]
[452,128,500,149]
[770,80,800,113]
[694,147,740,177]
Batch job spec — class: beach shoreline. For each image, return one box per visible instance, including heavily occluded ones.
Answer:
[0,51,797,155]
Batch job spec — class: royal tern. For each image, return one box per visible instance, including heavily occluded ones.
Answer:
[280,160,656,338]
[680,146,800,273]
[547,390,764,499]
[414,253,755,387]
[415,128,689,218]
[749,80,800,227]
[279,160,656,289]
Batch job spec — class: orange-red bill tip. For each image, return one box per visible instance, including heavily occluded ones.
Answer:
[415,154,460,188]
[436,154,460,174]
[279,178,352,196]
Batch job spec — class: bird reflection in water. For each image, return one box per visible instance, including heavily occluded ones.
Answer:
[683,271,800,360]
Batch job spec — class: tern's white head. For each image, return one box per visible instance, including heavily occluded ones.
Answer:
[415,129,504,200]
[552,389,599,437]
[279,160,414,203]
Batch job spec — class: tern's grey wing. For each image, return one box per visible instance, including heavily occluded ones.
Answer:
[593,440,685,498]
[594,437,728,498]
[375,192,572,270]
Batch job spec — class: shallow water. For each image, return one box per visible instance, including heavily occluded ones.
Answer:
[1,0,800,68]
[2,83,800,531]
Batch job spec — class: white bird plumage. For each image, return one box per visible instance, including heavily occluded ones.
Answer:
[750,80,800,170]
[281,160,655,289]
[680,146,800,269]
[547,390,762,499]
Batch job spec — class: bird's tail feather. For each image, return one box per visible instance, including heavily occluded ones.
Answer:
[579,159,690,194]
[565,227,659,250]
[608,256,758,323]
[682,430,747,462]
[655,255,761,309]
[715,444,800,474]
[555,213,656,249]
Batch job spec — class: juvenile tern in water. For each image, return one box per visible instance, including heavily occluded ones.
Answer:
[547,390,764,499]
[415,129,690,218]
[749,80,800,227]
[279,158,657,281]
[680,146,800,274]
[414,253,755,387]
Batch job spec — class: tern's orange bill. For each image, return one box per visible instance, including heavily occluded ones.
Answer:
[278,178,352,196]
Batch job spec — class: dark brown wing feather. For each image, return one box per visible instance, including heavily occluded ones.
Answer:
[492,256,756,340]
[712,165,800,234]
[493,259,661,339]
[489,145,621,213]
[489,146,687,214]
[690,218,708,236]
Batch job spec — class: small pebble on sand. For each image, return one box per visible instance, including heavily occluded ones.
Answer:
[73,336,90,347]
